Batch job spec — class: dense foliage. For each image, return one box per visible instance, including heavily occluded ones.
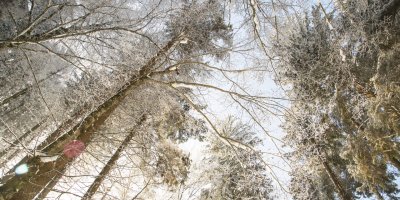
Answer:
[278,1,400,199]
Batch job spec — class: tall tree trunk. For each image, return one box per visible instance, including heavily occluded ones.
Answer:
[0,34,183,200]
[321,160,352,200]
[0,93,124,200]
[0,118,47,158]
[313,132,352,200]
[0,88,27,107]
[0,65,67,107]
[82,116,145,200]
[0,118,47,169]
[0,106,88,184]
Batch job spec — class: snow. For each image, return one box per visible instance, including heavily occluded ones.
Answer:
[39,155,59,163]
[180,38,189,44]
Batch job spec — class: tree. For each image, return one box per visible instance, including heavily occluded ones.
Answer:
[165,0,232,59]
[277,2,400,199]
[0,0,334,199]
[200,117,273,200]
[1,0,277,199]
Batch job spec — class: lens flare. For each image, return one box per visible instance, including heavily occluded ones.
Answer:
[15,164,29,175]
[63,140,85,158]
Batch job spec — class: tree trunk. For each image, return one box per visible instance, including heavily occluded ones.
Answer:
[82,116,145,200]
[0,118,46,158]
[0,88,27,107]
[0,107,88,184]
[0,94,124,200]
[321,160,352,200]
[0,65,66,107]
[313,132,352,200]
[0,34,183,200]
[0,118,47,170]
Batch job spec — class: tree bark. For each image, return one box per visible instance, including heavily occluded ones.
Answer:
[0,65,67,107]
[82,116,145,200]
[321,160,352,200]
[0,118,47,170]
[0,34,183,200]
[0,118,46,158]
[0,88,27,107]
[0,106,88,184]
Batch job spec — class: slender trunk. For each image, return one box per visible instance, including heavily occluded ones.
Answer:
[0,65,66,106]
[0,101,24,118]
[0,34,182,200]
[0,118,46,157]
[0,88,27,107]
[82,116,145,200]
[321,160,352,200]
[0,107,88,184]
[0,94,123,200]
[0,118,47,168]
[34,165,69,200]
[313,133,352,200]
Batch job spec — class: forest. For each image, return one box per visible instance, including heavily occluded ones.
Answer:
[0,0,399,199]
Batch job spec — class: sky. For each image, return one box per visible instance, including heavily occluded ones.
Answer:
[170,4,295,198]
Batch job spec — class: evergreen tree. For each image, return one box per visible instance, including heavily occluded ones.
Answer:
[200,117,273,200]
[278,2,400,199]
